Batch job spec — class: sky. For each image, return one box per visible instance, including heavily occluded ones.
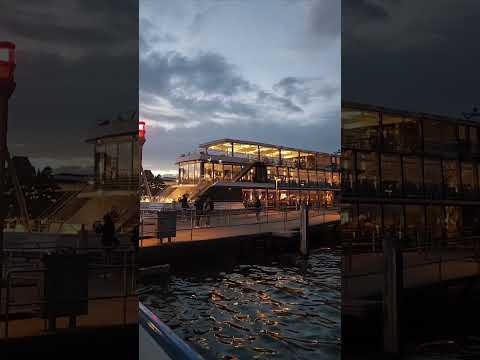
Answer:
[343,0,480,118]
[1,0,138,173]
[140,0,341,175]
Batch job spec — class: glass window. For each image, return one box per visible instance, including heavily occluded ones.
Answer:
[424,158,442,198]
[382,114,403,152]
[266,166,277,183]
[195,162,201,181]
[445,206,462,240]
[358,204,381,242]
[423,120,443,154]
[277,167,288,185]
[471,127,480,154]
[342,109,380,150]
[443,160,459,196]
[204,162,213,181]
[405,205,425,247]
[442,123,458,156]
[341,203,358,241]
[341,150,355,193]
[232,165,242,180]
[214,163,223,181]
[402,117,421,152]
[463,206,480,236]
[308,170,317,186]
[118,142,132,178]
[426,206,443,243]
[95,144,106,183]
[332,172,340,187]
[299,169,308,186]
[105,143,118,180]
[223,164,233,181]
[289,168,299,186]
[461,162,475,193]
[403,156,422,195]
[383,205,404,237]
[381,154,402,196]
[188,163,195,183]
[356,152,378,194]
[317,169,326,185]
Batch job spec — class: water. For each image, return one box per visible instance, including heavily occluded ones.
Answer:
[141,250,340,359]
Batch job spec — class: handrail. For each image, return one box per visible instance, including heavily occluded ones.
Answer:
[139,302,204,360]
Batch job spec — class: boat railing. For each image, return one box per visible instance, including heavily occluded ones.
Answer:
[139,302,204,360]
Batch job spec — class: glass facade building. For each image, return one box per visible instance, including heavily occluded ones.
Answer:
[341,102,480,248]
[171,139,340,207]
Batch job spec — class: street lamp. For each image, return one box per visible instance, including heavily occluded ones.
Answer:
[274,176,280,209]
[0,41,16,255]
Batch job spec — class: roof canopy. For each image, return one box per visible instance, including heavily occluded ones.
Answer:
[199,138,333,158]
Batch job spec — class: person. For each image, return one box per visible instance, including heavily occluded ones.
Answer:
[130,224,139,252]
[181,194,189,217]
[254,195,262,223]
[204,196,214,227]
[194,197,204,227]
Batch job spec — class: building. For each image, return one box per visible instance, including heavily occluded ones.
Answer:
[158,138,340,208]
[36,111,141,232]
[341,101,480,248]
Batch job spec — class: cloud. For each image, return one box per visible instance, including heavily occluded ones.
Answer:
[274,77,340,105]
[2,1,137,169]
[343,0,480,117]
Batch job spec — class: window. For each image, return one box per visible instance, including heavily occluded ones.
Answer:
[118,142,132,178]
[204,162,213,181]
[383,205,404,236]
[299,169,308,186]
[461,162,475,193]
[356,152,378,194]
[443,160,459,196]
[426,206,443,242]
[341,150,354,193]
[232,165,242,180]
[214,164,223,181]
[403,156,422,195]
[445,206,462,240]
[266,166,277,183]
[358,204,381,241]
[277,167,288,185]
[423,120,443,154]
[405,205,425,247]
[289,168,299,186]
[342,109,380,150]
[424,158,442,198]
[382,114,403,152]
[341,203,358,241]
[223,164,233,181]
[308,170,317,186]
[381,154,402,196]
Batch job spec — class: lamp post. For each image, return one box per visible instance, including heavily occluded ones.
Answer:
[0,41,16,256]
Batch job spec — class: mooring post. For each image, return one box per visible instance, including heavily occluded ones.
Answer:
[383,230,403,357]
[300,204,309,256]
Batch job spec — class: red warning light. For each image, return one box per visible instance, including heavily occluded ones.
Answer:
[0,42,16,81]
[139,121,146,142]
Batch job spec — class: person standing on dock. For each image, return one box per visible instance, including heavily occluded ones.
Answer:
[204,196,214,227]
[194,197,204,227]
[254,195,262,223]
[181,194,189,218]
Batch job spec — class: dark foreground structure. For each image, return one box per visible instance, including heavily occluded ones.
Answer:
[341,102,480,358]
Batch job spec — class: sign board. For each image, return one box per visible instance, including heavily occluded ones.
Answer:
[157,211,176,239]
[41,254,89,319]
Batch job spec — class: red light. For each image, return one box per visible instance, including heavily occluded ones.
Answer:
[0,41,16,81]
[139,121,146,140]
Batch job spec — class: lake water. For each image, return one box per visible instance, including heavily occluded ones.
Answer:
[141,249,340,359]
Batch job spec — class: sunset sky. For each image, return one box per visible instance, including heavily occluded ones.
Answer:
[140,0,340,174]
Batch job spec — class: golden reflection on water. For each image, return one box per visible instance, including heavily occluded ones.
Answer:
[142,251,340,359]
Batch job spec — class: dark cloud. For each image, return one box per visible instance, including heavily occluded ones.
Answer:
[141,51,253,97]
[342,0,390,23]
[309,0,341,37]
[1,1,138,169]
[343,0,480,117]
[274,77,339,105]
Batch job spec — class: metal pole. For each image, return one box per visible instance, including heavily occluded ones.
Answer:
[300,204,309,256]
[0,96,8,257]
[383,231,403,357]
[123,250,127,325]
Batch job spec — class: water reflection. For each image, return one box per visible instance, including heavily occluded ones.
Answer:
[141,250,340,359]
